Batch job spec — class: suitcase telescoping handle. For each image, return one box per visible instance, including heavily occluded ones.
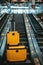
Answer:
[11,15,15,31]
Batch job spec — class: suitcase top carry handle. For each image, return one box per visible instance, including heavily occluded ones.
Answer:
[11,15,15,31]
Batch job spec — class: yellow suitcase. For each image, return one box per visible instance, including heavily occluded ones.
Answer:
[6,46,27,62]
[6,31,20,45]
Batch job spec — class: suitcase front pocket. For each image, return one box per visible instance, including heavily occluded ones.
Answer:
[6,46,27,62]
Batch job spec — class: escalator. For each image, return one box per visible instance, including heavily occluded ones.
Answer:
[28,14,43,53]
[10,14,34,65]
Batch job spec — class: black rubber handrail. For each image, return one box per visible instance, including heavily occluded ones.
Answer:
[0,14,8,34]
